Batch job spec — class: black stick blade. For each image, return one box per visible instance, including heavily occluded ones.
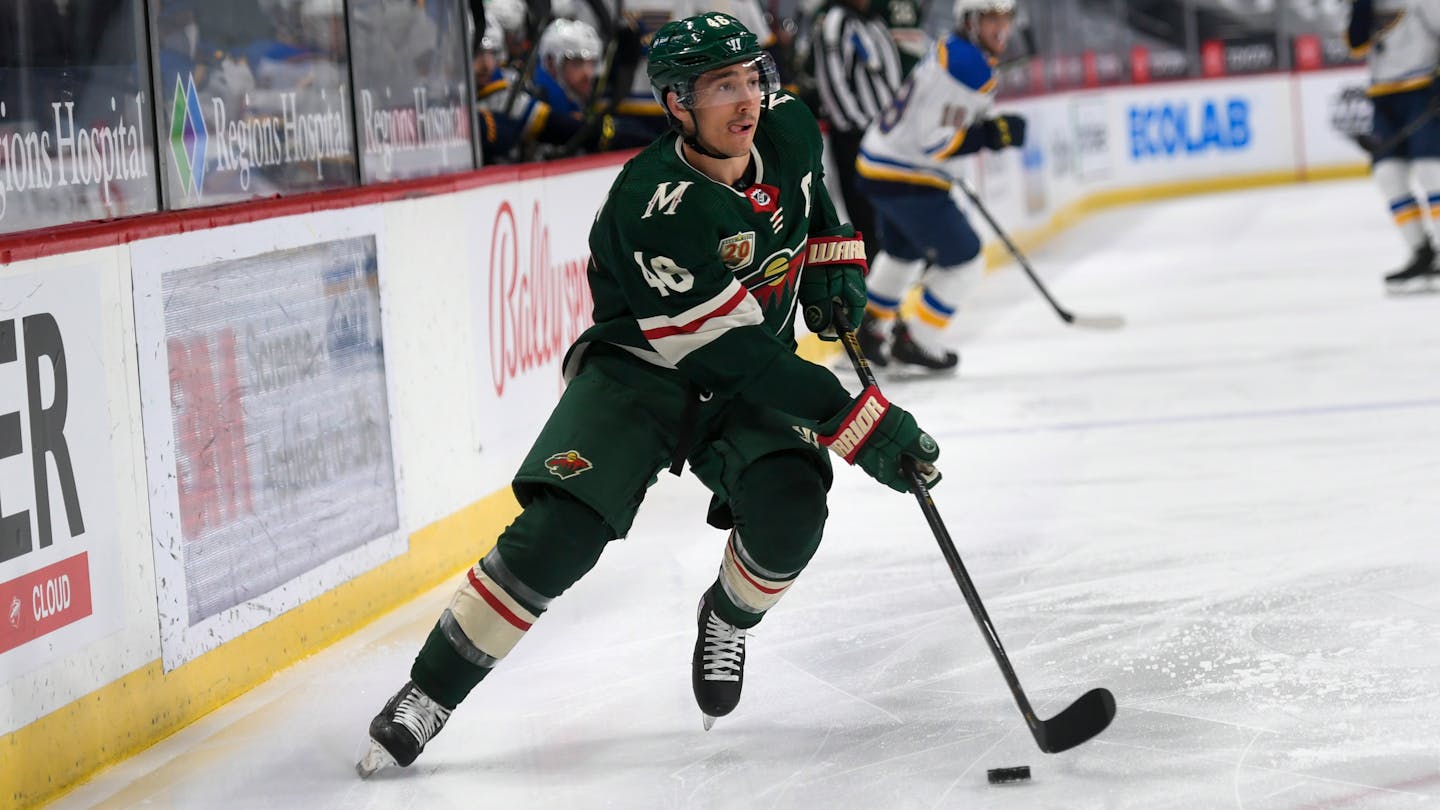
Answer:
[1034,688,1116,753]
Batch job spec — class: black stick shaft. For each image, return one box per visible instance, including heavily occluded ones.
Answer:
[833,309,1047,740]
[1355,101,1440,159]
[502,3,554,122]
[952,178,1076,324]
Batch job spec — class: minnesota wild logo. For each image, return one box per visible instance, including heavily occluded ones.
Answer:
[745,248,803,310]
[545,450,594,480]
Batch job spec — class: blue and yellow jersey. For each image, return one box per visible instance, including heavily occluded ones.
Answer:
[856,33,998,189]
[476,67,551,150]
[1352,0,1440,97]
[533,66,584,118]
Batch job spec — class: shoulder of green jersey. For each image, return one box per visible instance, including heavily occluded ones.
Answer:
[760,90,824,155]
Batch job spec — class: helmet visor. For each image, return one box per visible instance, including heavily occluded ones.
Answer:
[678,53,781,109]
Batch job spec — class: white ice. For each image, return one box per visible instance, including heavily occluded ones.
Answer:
[53,179,1440,809]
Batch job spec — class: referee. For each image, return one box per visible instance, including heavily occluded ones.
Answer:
[812,0,905,262]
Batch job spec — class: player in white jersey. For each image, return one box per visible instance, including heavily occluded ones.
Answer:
[1349,0,1440,292]
[851,0,1026,370]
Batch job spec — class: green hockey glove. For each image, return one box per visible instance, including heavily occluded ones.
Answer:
[817,386,941,493]
[799,234,868,341]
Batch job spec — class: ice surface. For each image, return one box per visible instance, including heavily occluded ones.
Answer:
[53,179,1440,809]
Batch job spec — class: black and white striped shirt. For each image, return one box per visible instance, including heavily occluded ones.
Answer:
[813,5,905,133]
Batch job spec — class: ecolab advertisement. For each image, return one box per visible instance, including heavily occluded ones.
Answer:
[0,264,124,677]
[1119,76,1294,181]
[981,69,1366,242]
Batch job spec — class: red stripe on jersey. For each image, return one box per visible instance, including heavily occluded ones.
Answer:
[468,568,533,631]
[641,286,750,341]
[726,542,787,594]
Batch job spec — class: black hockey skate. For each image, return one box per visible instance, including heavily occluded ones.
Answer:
[356,680,452,778]
[1385,243,1440,294]
[692,590,747,730]
[856,317,891,367]
[889,320,958,372]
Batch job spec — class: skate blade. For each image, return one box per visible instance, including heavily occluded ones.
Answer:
[884,362,959,379]
[356,740,397,779]
[1386,277,1440,295]
[702,714,717,731]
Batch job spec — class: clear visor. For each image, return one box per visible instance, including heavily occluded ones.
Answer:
[679,53,781,109]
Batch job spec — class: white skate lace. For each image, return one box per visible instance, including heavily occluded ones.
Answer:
[394,689,451,744]
[702,613,746,682]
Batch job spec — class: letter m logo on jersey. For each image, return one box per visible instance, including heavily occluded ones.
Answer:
[642,182,693,219]
[545,450,594,480]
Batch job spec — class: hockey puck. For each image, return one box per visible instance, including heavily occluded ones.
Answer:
[986,766,1031,784]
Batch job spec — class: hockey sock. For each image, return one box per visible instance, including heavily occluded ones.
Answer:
[864,253,927,334]
[411,547,550,708]
[711,453,826,629]
[1374,159,1429,249]
[910,255,983,344]
[713,532,801,629]
[1412,158,1440,244]
[411,489,612,708]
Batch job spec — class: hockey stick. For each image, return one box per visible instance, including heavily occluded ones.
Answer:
[558,0,632,157]
[833,307,1116,754]
[952,178,1126,330]
[992,15,1038,71]
[1349,99,1440,159]
[502,0,553,124]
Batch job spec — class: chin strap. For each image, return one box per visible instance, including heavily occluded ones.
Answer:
[681,109,741,159]
[664,95,750,160]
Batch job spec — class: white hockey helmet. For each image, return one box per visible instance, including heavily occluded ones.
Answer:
[954,0,1017,22]
[484,0,527,34]
[551,0,581,20]
[479,15,507,60]
[538,18,603,69]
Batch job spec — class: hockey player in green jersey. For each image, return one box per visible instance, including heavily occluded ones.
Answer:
[358,13,943,777]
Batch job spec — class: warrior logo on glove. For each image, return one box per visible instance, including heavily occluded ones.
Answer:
[798,233,869,340]
[818,386,942,493]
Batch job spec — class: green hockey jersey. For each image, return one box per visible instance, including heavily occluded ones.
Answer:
[570,91,856,423]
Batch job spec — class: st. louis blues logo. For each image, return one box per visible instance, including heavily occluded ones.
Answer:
[545,450,594,480]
